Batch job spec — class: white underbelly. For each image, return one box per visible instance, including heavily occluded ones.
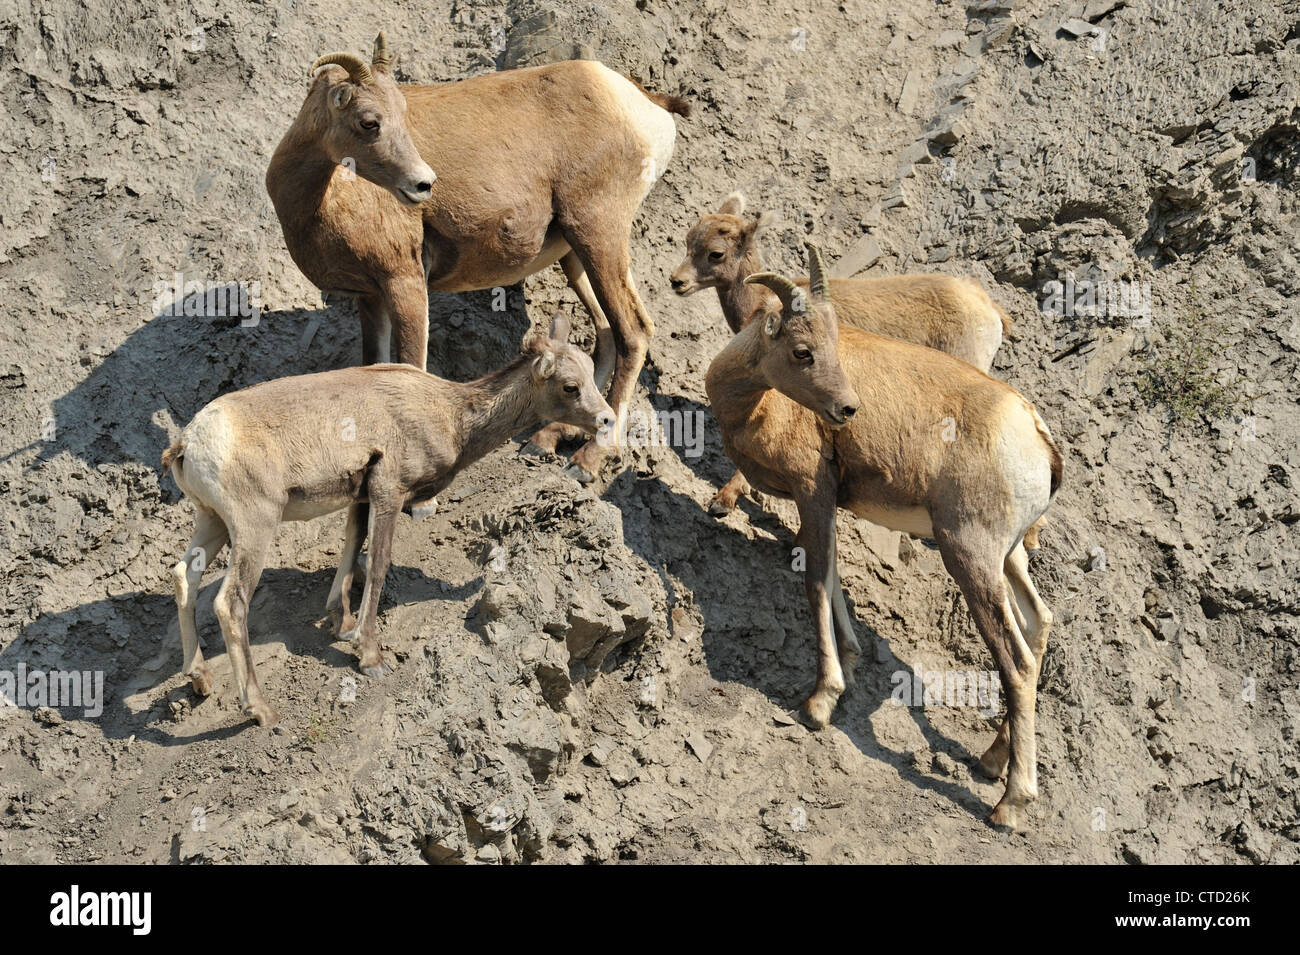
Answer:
[849,501,934,538]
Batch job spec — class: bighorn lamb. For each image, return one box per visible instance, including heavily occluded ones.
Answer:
[266,33,688,483]
[163,318,613,728]
[673,192,1014,516]
[705,246,1061,829]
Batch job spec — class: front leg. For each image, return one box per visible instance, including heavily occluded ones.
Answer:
[383,272,430,371]
[794,471,845,729]
[829,557,862,687]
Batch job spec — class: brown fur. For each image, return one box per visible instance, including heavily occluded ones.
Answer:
[266,35,688,482]
[165,318,612,728]
[673,192,1012,515]
[705,250,1061,829]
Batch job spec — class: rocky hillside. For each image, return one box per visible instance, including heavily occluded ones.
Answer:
[0,0,1295,863]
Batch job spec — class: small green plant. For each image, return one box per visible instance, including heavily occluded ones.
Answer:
[300,714,335,748]
[1136,290,1248,428]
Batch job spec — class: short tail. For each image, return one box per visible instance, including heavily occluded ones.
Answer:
[1029,404,1062,497]
[161,438,184,474]
[993,299,1013,338]
[631,77,690,117]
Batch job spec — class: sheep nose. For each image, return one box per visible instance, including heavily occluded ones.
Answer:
[670,278,686,292]
[414,180,434,196]
[596,410,616,433]
[841,404,858,420]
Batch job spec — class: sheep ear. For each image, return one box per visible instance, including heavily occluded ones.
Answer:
[717,191,745,216]
[763,310,783,339]
[330,84,354,109]
[533,350,557,380]
[548,314,571,343]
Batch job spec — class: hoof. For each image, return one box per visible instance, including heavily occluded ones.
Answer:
[188,668,214,697]
[410,499,438,521]
[561,462,596,484]
[800,693,838,730]
[988,802,1019,830]
[707,498,735,517]
[244,701,280,728]
[358,660,391,678]
[520,441,553,459]
[340,627,360,645]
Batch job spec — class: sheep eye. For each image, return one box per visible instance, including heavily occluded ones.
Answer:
[793,347,812,362]
[563,383,580,395]
[708,250,725,261]
[359,117,380,131]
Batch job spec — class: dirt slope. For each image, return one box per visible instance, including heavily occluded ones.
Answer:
[0,0,1296,863]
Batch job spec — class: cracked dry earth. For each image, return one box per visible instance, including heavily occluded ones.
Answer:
[0,0,1297,864]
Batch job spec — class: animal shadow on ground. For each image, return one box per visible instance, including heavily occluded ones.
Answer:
[606,390,994,820]
[5,564,480,747]
[7,283,538,743]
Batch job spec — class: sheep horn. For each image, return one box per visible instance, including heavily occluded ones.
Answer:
[806,243,829,303]
[372,32,392,72]
[745,272,808,315]
[310,52,374,85]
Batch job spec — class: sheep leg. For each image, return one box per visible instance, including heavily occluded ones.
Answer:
[325,502,368,637]
[172,508,229,697]
[383,272,430,372]
[358,296,393,365]
[794,481,846,729]
[347,489,399,678]
[556,228,651,483]
[213,518,278,728]
[708,469,752,515]
[981,543,1053,779]
[830,557,862,687]
[936,532,1039,829]
[529,252,616,455]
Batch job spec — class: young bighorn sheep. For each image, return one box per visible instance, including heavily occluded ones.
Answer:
[163,317,613,728]
[705,246,1061,829]
[266,32,688,483]
[673,192,1015,516]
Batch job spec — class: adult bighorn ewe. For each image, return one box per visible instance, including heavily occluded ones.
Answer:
[163,317,613,728]
[673,192,1015,516]
[267,32,688,483]
[705,245,1061,829]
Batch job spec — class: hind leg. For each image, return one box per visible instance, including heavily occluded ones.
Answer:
[325,503,367,637]
[171,508,229,697]
[529,252,617,455]
[982,543,1054,779]
[213,518,278,727]
[937,532,1039,829]
[556,220,653,482]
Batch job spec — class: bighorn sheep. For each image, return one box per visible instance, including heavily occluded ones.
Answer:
[163,318,613,728]
[705,246,1061,829]
[266,32,688,483]
[672,192,1014,516]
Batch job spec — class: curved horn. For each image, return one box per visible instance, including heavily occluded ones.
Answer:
[310,52,374,85]
[745,272,807,315]
[805,243,829,303]
[372,32,392,71]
